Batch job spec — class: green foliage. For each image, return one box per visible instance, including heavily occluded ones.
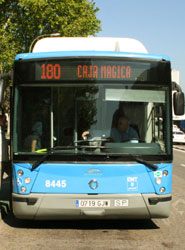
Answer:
[0,0,101,74]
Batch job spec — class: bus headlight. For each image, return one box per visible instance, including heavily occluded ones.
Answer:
[17,169,24,176]
[160,187,166,193]
[155,177,162,185]
[24,177,31,184]
[21,186,27,193]
[163,170,168,177]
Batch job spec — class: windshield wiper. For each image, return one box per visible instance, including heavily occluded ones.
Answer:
[31,145,111,171]
[134,157,158,171]
[31,148,54,171]
[31,146,157,172]
[31,146,76,171]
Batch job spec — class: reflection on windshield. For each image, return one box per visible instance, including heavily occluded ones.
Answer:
[15,84,168,156]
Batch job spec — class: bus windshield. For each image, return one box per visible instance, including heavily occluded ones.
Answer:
[14,83,171,157]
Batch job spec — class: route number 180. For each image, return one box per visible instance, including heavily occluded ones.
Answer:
[41,63,61,80]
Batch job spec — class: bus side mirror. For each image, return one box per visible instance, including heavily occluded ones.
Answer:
[174,92,184,115]
[0,80,5,105]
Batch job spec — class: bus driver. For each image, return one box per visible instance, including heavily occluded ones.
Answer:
[110,116,139,142]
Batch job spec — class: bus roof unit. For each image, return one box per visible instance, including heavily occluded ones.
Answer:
[32,37,148,54]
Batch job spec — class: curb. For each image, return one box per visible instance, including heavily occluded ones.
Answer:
[173,146,185,151]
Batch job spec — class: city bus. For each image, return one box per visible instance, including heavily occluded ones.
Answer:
[0,37,184,220]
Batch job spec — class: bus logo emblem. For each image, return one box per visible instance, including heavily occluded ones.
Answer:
[85,168,103,176]
[89,179,98,190]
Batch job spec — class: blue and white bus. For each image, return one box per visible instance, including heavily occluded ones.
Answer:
[1,37,184,220]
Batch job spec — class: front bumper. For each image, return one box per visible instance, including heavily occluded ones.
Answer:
[12,193,172,220]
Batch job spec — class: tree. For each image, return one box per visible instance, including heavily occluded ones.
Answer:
[0,0,101,74]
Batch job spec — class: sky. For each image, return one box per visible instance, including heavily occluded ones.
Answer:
[94,0,185,93]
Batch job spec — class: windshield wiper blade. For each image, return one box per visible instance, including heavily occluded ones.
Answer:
[31,146,158,171]
[31,145,111,171]
[31,148,54,171]
[31,146,75,171]
[134,157,158,171]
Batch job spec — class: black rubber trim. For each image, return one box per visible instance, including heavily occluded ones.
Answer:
[148,196,172,205]
[12,197,37,206]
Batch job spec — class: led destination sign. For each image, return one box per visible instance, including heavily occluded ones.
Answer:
[14,58,170,85]
[78,64,131,79]
[34,60,151,82]
[40,63,132,80]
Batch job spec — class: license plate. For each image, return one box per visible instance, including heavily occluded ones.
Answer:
[76,200,110,208]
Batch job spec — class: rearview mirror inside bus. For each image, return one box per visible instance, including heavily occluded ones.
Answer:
[174,92,184,115]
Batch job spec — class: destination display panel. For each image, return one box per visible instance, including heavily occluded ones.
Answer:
[15,58,168,84]
[36,60,150,81]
